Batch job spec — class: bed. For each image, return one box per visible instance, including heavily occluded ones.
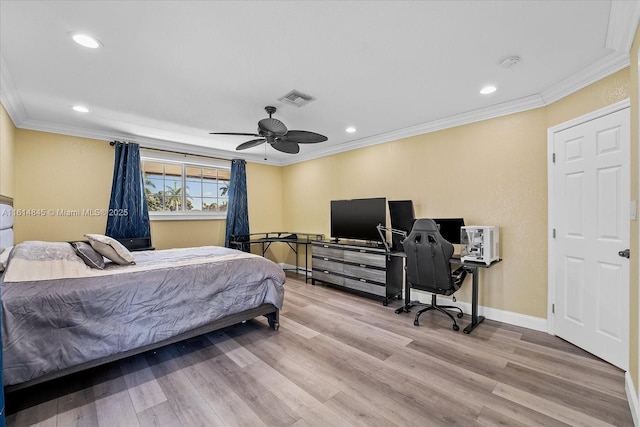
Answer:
[0,214,285,392]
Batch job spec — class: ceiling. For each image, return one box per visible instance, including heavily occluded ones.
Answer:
[1,1,639,166]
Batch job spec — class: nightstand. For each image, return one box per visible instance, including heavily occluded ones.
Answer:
[116,237,154,251]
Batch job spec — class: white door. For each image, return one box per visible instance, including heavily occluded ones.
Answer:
[552,106,630,370]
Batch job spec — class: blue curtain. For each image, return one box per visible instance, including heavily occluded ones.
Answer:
[106,141,151,239]
[225,159,249,251]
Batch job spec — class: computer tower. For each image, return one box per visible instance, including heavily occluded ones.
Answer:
[461,226,499,265]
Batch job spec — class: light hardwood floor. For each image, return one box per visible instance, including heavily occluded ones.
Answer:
[6,272,634,426]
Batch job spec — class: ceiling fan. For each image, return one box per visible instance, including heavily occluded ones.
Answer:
[210,106,327,154]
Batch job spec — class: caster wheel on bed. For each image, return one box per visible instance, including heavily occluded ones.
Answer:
[413,319,420,326]
[453,324,460,331]
[457,312,464,318]
[268,318,280,330]
[383,299,388,307]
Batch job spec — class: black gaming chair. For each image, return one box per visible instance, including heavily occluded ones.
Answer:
[402,218,469,330]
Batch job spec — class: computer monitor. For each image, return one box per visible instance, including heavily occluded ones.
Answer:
[388,200,415,251]
[432,218,465,244]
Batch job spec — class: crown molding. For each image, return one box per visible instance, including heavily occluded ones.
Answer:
[540,52,630,105]
[281,94,546,166]
[285,47,629,167]
[17,118,283,166]
[606,0,640,53]
[0,53,27,126]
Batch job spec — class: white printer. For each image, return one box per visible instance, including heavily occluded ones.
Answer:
[460,226,499,265]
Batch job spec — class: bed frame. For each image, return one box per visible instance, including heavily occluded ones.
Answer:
[0,194,280,393]
[5,304,279,393]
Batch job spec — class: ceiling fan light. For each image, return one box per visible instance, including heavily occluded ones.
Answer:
[346,127,356,133]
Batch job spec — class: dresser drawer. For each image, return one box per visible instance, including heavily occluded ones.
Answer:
[343,277,386,296]
[343,249,386,268]
[311,241,401,305]
[312,244,344,260]
[343,264,386,284]
[312,256,343,273]
[312,269,344,286]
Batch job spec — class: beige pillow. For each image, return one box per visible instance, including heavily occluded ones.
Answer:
[84,234,135,265]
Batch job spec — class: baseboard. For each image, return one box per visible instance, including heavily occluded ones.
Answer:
[626,371,639,426]
[284,265,548,333]
[411,290,547,332]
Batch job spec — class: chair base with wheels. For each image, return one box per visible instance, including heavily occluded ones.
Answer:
[413,293,464,331]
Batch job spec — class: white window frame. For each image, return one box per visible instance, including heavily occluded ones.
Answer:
[141,149,231,221]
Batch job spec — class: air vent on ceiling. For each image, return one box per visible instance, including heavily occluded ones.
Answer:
[278,90,315,107]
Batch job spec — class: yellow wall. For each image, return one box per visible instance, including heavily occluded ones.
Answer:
[284,108,550,317]
[150,220,226,249]
[14,130,114,242]
[0,104,15,198]
[245,162,286,260]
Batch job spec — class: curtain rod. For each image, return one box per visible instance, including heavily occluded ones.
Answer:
[109,141,231,162]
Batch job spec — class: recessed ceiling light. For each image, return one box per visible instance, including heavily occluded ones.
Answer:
[480,85,497,95]
[345,126,356,133]
[71,33,102,49]
[72,105,89,113]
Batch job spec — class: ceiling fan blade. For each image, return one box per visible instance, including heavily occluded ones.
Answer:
[236,138,266,150]
[258,118,287,135]
[210,132,260,137]
[271,140,300,154]
[282,130,328,143]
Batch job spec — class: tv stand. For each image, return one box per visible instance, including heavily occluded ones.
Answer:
[311,240,402,306]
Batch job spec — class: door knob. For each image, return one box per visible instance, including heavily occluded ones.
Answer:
[618,249,630,258]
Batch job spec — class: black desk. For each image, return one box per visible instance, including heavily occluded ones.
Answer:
[230,232,323,282]
[394,254,501,334]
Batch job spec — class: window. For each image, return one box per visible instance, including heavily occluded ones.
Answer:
[141,150,230,220]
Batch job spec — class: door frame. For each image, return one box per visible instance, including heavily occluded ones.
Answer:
[547,99,631,358]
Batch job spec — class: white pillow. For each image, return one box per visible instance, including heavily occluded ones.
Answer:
[0,245,13,272]
[84,234,135,265]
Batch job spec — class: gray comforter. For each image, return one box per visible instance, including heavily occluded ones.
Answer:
[1,241,285,386]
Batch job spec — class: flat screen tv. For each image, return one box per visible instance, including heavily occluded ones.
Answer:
[331,197,386,242]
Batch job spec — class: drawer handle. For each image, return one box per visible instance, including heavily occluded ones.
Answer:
[359,264,366,267]
[323,245,329,248]
[323,270,329,274]
[359,249,366,253]
[324,257,329,261]
[360,278,366,282]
